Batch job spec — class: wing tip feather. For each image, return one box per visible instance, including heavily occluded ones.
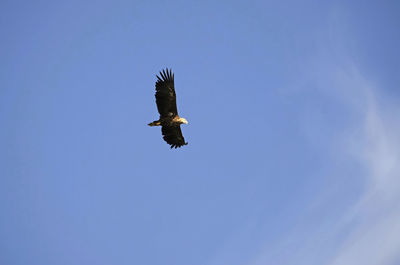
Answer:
[157,67,174,82]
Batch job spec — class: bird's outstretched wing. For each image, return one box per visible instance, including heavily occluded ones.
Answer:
[161,125,188,149]
[155,68,178,118]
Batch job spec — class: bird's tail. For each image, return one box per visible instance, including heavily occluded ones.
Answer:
[148,120,161,126]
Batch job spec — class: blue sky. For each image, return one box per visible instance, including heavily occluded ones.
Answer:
[1,1,399,265]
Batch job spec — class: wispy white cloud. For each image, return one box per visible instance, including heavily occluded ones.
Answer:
[245,20,400,265]
[243,61,400,265]
[326,72,400,265]
[312,6,400,263]
[207,5,400,265]
[267,66,399,265]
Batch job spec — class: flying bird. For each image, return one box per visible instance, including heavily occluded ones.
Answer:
[148,68,188,148]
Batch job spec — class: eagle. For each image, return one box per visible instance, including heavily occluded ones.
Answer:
[148,68,188,148]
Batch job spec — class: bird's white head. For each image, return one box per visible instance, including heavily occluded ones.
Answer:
[179,117,188,124]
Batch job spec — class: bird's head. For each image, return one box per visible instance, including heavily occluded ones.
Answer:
[179,117,188,124]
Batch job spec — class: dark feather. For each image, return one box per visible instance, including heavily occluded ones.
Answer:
[155,68,178,117]
[161,125,188,148]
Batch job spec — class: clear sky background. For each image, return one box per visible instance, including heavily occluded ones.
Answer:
[1,1,400,265]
